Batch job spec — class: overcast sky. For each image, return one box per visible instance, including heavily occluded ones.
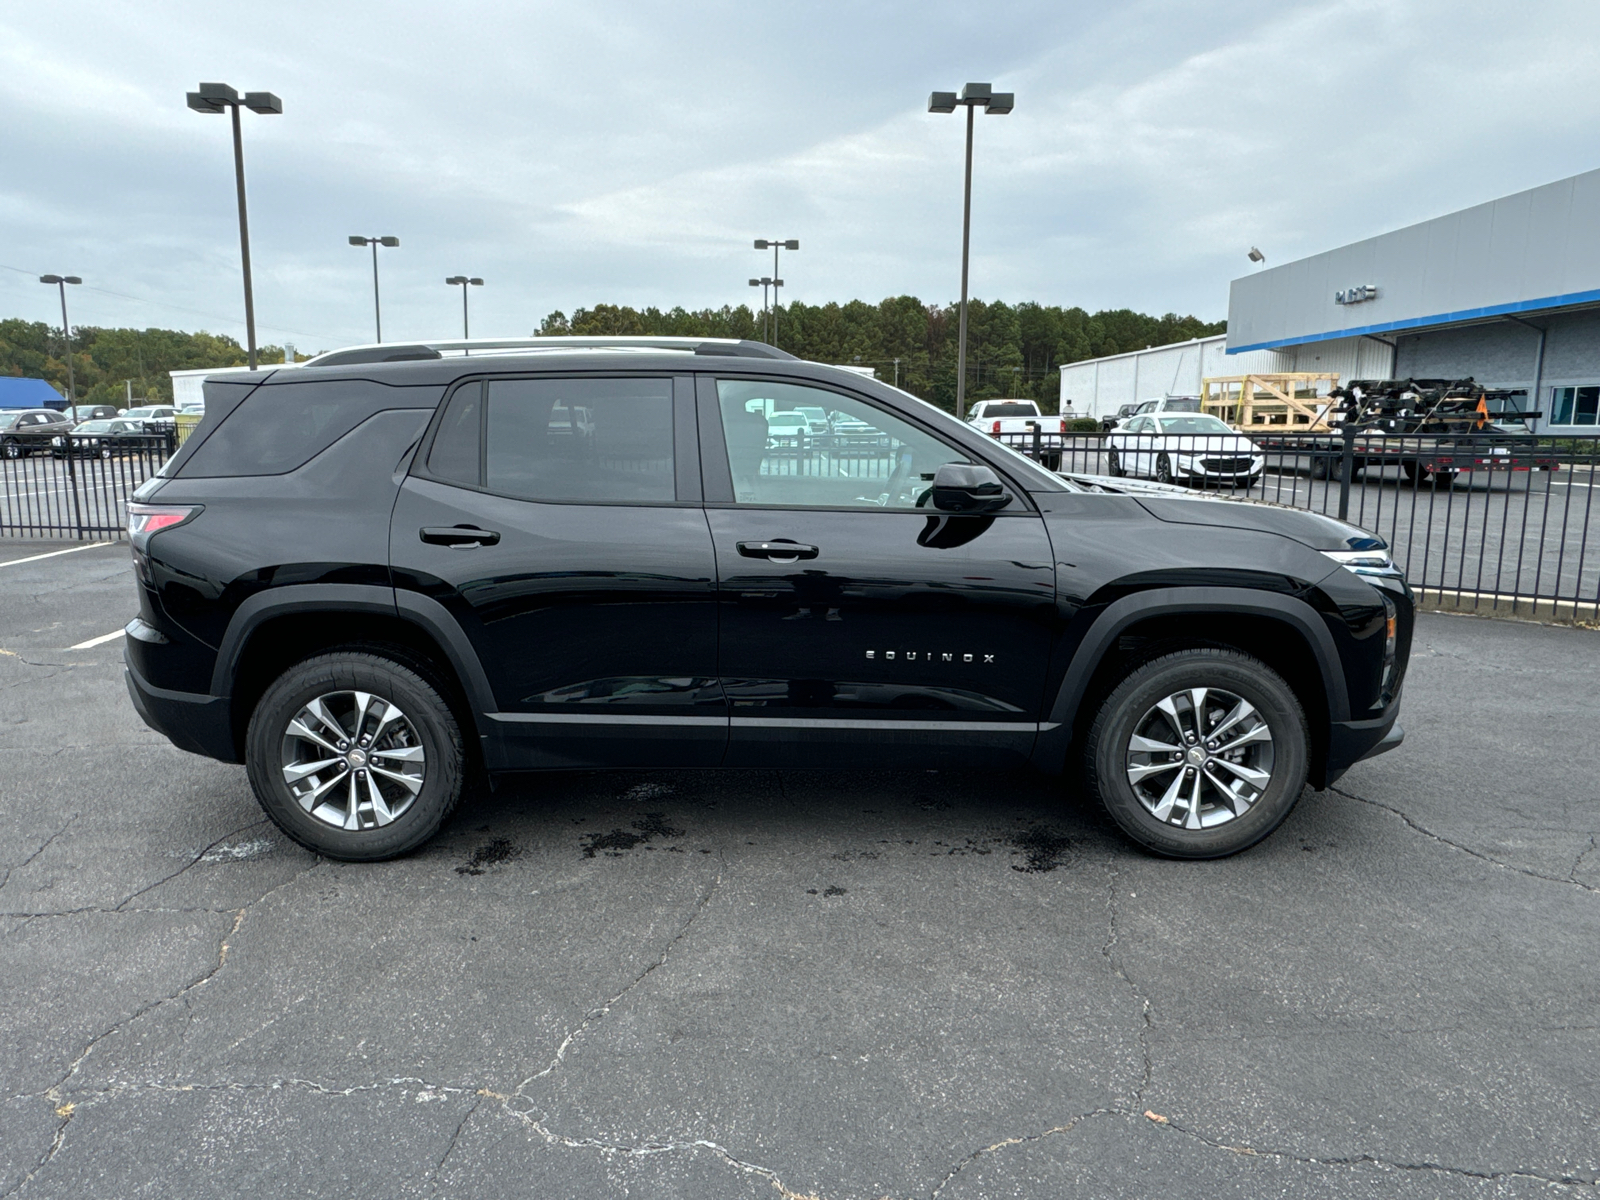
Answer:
[3,0,1598,354]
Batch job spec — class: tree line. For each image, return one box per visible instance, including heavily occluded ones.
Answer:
[0,319,292,407]
[540,298,1224,409]
[2,297,1223,412]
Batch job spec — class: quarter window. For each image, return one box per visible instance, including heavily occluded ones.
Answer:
[1550,386,1599,426]
[484,378,674,504]
[715,380,968,509]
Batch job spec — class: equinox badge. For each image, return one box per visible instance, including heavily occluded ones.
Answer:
[866,650,995,663]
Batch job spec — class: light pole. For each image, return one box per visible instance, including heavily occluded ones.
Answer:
[753,238,798,348]
[928,82,1013,419]
[39,275,82,418]
[350,236,400,342]
[187,82,282,371]
[748,276,780,342]
[446,276,483,343]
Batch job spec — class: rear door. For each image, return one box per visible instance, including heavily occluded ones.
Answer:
[390,373,726,768]
[699,375,1056,768]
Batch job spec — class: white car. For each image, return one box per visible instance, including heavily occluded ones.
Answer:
[765,410,811,448]
[1106,413,1264,488]
[122,405,178,432]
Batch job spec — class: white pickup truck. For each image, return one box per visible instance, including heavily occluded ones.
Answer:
[965,398,1066,470]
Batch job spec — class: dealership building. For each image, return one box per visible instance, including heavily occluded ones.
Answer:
[1061,166,1600,432]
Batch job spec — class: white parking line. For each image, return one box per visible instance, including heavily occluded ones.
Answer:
[69,629,126,650]
[0,542,115,568]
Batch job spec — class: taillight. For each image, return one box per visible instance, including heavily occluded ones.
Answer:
[127,503,199,549]
[1058,419,1067,433]
[991,420,1002,434]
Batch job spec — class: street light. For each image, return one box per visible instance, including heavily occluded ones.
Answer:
[753,238,798,348]
[445,276,484,343]
[350,236,401,342]
[928,82,1013,419]
[748,276,781,342]
[1247,247,1266,264]
[187,82,282,371]
[39,275,82,419]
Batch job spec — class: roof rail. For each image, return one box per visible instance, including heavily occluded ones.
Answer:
[301,336,796,369]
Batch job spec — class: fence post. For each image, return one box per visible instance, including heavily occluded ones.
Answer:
[1337,419,1356,521]
[65,442,86,539]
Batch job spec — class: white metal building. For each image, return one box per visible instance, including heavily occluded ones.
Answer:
[1063,166,1600,430]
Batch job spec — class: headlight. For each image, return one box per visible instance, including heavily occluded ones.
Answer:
[1321,547,1395,577]
[51,436,62,446]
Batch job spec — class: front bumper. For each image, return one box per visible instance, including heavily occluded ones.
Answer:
[124,647,239,763]
[1319,704,1403,788]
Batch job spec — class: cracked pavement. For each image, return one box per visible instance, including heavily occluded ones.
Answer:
[1,541,1597,1198]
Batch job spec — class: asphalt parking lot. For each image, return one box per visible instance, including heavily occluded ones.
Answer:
[2,540,1597,1199]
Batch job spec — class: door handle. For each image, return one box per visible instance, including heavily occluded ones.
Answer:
[420,525,500,548]
[737,540,819,561]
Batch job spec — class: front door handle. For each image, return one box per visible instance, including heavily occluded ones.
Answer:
[420,525,501,548]
[737,540,819,562]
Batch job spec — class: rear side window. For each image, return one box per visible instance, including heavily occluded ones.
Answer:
[180,379,439,476]
[481,377,674,503]
[427,385,482,485]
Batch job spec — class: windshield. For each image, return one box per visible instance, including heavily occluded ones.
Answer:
[767,411,806,425]
[1158,415,1234,435]
[0,414,17,429]
[74,420,115,432]
[795,406,826,421]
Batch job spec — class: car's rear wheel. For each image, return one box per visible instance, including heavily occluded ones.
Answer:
[1084,648,1309,858]
[245,651,464,861]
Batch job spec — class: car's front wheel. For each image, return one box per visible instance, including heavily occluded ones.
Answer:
[1106,448,1126,477]
[1155,453,1174,484]
[1084,648,1309,858]
[245,651,465,861]
[2,438,23,459]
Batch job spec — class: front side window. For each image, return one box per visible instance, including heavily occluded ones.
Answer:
[716,379,968,509]
[1550,386,1599,426]
[484,377,674,504]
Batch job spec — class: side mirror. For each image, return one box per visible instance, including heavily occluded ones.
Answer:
[930,462,1013,513]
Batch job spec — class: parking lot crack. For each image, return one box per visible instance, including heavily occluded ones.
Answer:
[113,818,272,910]
[1333,786,1600,896]
[428,1095,483,1193]
[0,812,77,893]
[0,1105,73,1199]
[1571,836,1599,882]
[1154,1115,1598,1191]
[512,854,723,1095]
[929,1110,1113,1198]
[1101,860,1154,1102]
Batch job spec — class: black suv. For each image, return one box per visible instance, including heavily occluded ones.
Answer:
[123,338,1410,861]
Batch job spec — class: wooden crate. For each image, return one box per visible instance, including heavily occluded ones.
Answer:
[1201,373,1340,430]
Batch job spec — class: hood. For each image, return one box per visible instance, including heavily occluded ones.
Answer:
[1061,473,1382,552]
[1162,435,1257,454]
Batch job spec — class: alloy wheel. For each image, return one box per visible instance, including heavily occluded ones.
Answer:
[1124,687,1275,829]
[279,690,426,830]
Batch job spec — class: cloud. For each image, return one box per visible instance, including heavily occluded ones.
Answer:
[2,0,1597,352]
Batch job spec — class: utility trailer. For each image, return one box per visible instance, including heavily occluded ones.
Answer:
[1247,379,1562,486]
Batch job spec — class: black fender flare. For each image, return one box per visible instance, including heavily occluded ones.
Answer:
[1032,586,1349,771]
[209,583,497,720]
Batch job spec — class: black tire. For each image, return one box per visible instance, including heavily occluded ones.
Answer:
[1106,448,1126,477]
[1155,453,1174,484]
[2,438,23,460]
[1083,648,1309,859]
[245,651,465,861]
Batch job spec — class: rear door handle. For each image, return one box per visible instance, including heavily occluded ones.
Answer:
[737,540,819,561]
[420,525,500,548]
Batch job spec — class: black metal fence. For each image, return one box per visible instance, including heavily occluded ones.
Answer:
[0,435,172,539]
[1033,426,1600,621]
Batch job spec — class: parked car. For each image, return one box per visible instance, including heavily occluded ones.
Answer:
[1101,403,1139,432]
[1107,414,1265,487]
[966,398,1067,469]
[793,405,830,435]
[0,408,74,458]
[59,404,121,422]
[124,336,1409,864]
[765,410,812,448]
[51,418,151,459]
[121,405,178,433]
[1130,395,1203,419]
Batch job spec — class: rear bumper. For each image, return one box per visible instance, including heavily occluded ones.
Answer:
[124,649,240,763]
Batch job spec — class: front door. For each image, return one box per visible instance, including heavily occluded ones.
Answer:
[390,373,726,768]
[698,376,1056,768]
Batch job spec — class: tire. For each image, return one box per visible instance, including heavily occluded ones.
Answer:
[1155,453,1174,484]
[2,438,23,460]
[1106,448,1126,477]
[99,447,113,460]
[1083,647,1310,859]
[245,650,465,861]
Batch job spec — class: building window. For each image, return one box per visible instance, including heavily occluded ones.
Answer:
[1550,386,1599,426]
